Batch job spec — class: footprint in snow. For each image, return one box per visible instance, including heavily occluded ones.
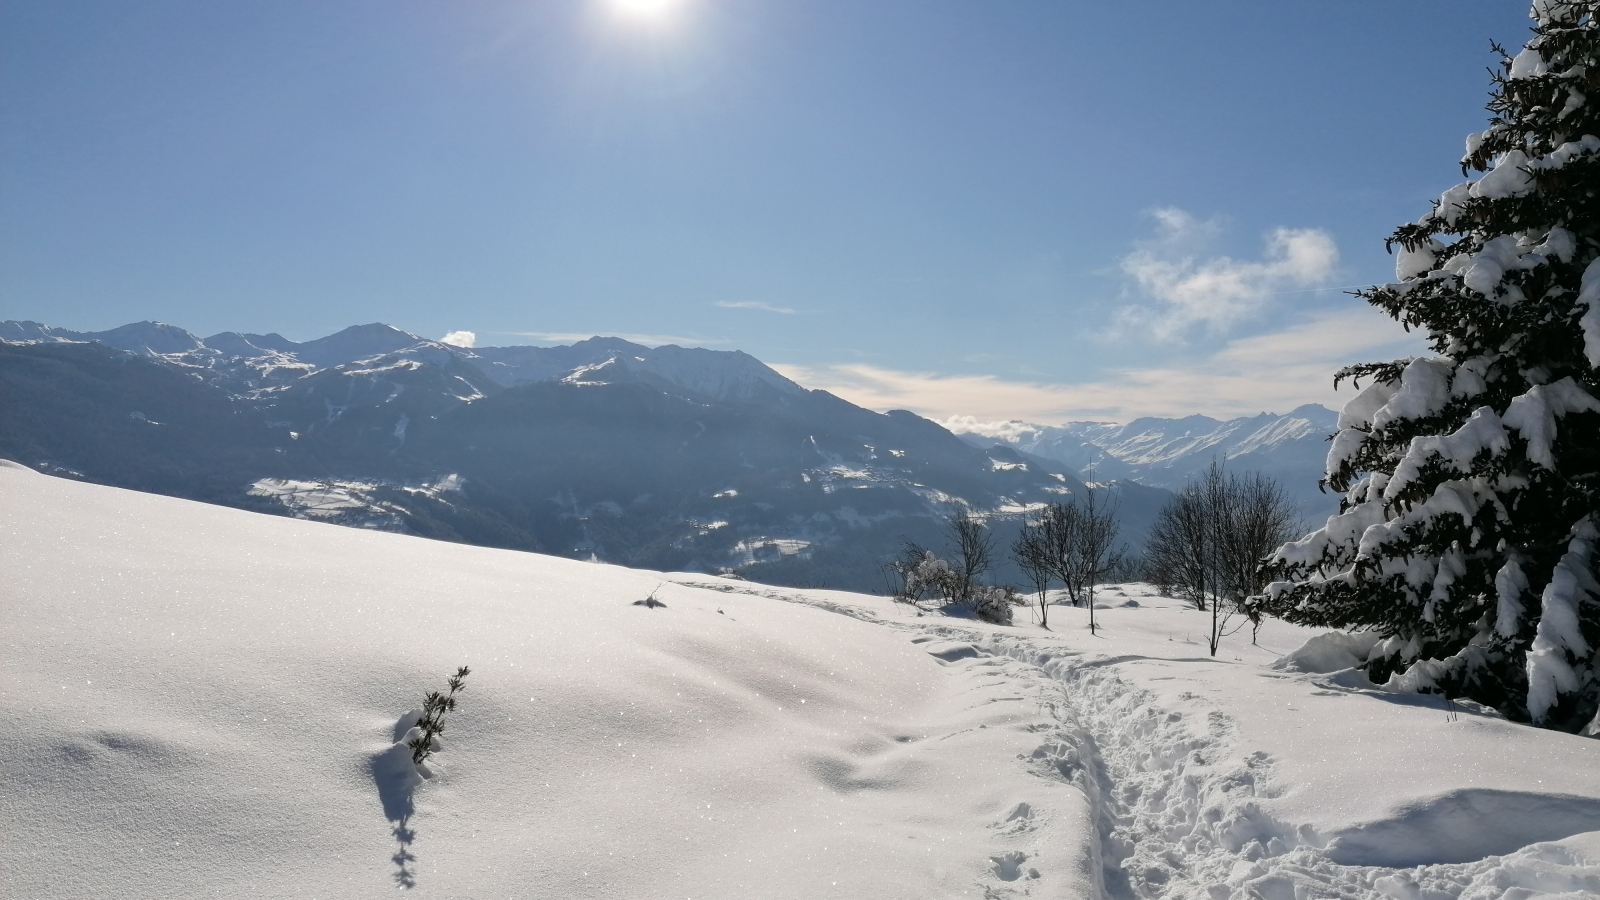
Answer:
[1025,740,1080,781]
[990,850,1041,882]
[994,801,1037,835]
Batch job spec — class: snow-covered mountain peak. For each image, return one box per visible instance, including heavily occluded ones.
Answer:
[0,320,87,344]
[2,319,803,403]
[201,331,299,358]
[1230,408,1330,457]
[621,345,803,401]
[954,404,1340,518]
[90,321,206,356]
[292,323,428,369]
[462,337,801,401]
[0,319,207,356]
[567,336,653,356]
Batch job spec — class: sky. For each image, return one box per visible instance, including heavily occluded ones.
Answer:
[0,1,1538,423]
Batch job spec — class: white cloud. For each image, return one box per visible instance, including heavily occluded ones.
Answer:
[715,301,795,315]
[499,331,727,347]
[772,305,1429,425]
[439,330,477,348]
[940,417,1043,442]
[1118,208,1339,341]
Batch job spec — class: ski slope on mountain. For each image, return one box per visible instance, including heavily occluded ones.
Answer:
[4,462,1600,899]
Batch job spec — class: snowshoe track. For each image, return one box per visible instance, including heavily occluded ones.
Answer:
[675,580,1600,899]
[976,633,1600,900]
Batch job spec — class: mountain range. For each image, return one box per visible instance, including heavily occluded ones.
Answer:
[1,320,1186,591]
[954,406,1340,523]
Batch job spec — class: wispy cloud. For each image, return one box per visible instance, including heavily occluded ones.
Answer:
[439,330,476,348]
[714,300,795,315]
[497,331,728,347]
[772,305,1428,425]
[1118,208,1339,341]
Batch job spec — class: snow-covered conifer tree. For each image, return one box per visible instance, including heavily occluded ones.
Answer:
[1262,1,1600,733]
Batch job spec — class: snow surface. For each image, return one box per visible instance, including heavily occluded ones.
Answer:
[4,464,1600,899]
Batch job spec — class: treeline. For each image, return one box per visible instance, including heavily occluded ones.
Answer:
[883,491,1133,630]
[883,463,1299,657]
[1143,462,1301,654]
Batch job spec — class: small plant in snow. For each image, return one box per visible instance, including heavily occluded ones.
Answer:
[633,584,668,608]
[409,666,470,765]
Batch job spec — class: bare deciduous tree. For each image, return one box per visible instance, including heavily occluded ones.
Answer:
[1144,486,1214,611]
[1073,489,1123,636]
[1040,501,1084,606]
[1144,461,1300,655]
[1012,518,1055,627]
[1223,473,1300,644]
[944,507,995,606]
[1025,492,1125,635]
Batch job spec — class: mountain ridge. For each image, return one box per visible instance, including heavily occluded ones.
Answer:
[1,319,1172,592]
[954,404,1339,520]
[0,319,807,405]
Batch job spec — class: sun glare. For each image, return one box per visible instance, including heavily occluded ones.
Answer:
[608,0,684,20]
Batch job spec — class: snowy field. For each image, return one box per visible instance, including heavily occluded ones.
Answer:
[4,461,1600,899]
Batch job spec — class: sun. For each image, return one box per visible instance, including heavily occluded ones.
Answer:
[607,0,686,20]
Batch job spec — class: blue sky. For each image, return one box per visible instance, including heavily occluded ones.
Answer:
[0,1,1535,422]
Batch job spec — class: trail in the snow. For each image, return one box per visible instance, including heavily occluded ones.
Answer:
[973,631,1600,900]
[677,580,1600,900]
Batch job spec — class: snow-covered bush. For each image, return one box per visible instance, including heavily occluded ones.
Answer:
[890,547,954,602]
[972,583,1018,625]
[889,541,1016,623]
[1261,2,1600,732]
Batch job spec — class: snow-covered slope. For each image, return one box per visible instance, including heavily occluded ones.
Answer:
[958,405,1340,519]
[0,462,1098,899]
[5,464,1600,899]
